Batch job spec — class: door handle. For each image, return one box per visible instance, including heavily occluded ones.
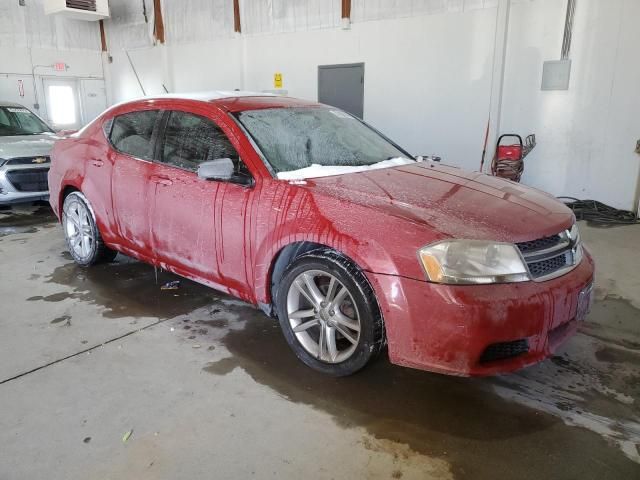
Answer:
[150,175,173,186]
[90,159,104,167]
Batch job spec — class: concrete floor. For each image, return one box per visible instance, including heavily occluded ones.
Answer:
[0,204,639,480]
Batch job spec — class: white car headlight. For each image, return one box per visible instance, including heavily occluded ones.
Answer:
[418,240,530,285]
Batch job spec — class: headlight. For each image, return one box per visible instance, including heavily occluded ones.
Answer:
[418,240,530,285]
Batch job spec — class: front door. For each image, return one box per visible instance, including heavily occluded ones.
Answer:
[108,109,162,258]
[151,109,255,298]
[42,77,82,130]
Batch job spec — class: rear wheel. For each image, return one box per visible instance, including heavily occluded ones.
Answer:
[62,191,117,266]
[275,250,385,376]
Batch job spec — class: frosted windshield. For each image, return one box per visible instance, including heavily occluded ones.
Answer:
[236,107,412,176]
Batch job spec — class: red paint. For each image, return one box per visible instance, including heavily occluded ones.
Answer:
[48,95,595,376]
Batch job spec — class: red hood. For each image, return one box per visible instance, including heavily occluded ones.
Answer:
[304,163,574,243]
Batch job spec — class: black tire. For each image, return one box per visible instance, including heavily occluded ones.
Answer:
[275,249,385,376]
[62,191,117,266]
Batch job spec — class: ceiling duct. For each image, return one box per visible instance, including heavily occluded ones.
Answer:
[44,0,109,21]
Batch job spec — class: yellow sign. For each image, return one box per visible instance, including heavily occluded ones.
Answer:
[274,72,283,89]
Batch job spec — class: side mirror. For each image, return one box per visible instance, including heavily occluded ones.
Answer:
[197,158,235,181]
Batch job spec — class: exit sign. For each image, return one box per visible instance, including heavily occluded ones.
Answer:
[53,62,67,71]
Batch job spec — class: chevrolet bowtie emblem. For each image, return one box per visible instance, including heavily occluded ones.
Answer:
[32,157,47,164]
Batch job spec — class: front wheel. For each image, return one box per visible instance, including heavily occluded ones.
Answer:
[275,250,385,376]
[62,191,117,266]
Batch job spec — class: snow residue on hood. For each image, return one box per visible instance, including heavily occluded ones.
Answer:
[277,157,416,180]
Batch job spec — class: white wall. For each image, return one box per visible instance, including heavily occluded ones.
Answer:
[242,10,498,171]
[0,0,106,125]
[0,45,104,125]
[104,6,499,173]
[501,0,640,210]
[99,0,640,211]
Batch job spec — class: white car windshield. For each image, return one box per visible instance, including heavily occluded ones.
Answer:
[235,107,415,179]
[0,106,53,136]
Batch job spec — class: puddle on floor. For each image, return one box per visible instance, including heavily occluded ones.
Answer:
[190,301,640,480]
[7,217,638,479]
[35,255,221,320]
[490,296,640,465]
[0,204,56,237]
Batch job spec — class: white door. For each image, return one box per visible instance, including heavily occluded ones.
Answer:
[80,79,107,124]
[42,78,82,131]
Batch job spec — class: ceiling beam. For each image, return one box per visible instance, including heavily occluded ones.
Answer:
[233,0,241,33]
[153,0,165,44]
[99,19,107,51]
[342,0,351,19]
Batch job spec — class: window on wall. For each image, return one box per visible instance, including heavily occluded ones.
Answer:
[48,85,76,125]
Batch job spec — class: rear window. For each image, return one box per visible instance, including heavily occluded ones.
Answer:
[109,110,160,160]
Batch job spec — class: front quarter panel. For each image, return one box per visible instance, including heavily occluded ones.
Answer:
[252,180,440,304]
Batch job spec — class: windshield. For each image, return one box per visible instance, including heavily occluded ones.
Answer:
[235,107,414,178]
[0,106,53,136]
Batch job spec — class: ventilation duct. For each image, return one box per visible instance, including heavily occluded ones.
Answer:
[44,0,109,21]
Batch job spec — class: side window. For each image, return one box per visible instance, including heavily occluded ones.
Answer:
[161,111,250,180]
[109,110,160,160]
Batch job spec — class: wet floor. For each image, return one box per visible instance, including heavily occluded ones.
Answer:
[0,204,639,479]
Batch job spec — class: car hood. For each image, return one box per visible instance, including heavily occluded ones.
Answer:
[304,162,574,243]
[0,133,57,159]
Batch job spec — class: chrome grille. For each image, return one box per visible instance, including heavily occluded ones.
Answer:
[527,253,570,278]
[516,234,562,254]
[6,168,49,192]
[516,226,581,281]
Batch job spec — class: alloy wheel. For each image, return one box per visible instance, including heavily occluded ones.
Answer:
[64,197,95,261]
[286,270,361,363]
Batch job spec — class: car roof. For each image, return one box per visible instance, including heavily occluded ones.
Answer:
[110,91,321,114]
[0,101,28,108]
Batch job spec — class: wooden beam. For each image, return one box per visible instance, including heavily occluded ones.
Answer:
[153,0,165,44]
[99,19,107,51]
[233,0,241,33]
[341,0,351,19]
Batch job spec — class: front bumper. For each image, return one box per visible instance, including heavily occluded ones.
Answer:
[0,165,50,205]
[367,249,595,376]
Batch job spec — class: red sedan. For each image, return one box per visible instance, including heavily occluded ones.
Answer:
[48,92,594,377]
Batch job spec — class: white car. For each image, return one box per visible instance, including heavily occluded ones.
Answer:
[0,102,57,205]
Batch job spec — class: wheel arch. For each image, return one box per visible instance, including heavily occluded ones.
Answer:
[263,241,378,319]
[59,184,80,217]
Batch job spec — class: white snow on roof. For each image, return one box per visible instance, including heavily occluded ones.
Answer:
[277,157,416,180]
[86,91,276,133]
[144,90,275,102]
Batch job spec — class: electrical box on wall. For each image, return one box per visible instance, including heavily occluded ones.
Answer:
[44,0,109,21]
[541,60,571,90]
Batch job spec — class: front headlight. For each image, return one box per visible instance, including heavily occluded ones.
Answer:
[418,240,530,285]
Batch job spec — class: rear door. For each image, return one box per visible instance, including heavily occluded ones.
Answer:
[150,109,255,297]
[108,109,162,259]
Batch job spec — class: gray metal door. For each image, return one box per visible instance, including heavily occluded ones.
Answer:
[318,63,364,118]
